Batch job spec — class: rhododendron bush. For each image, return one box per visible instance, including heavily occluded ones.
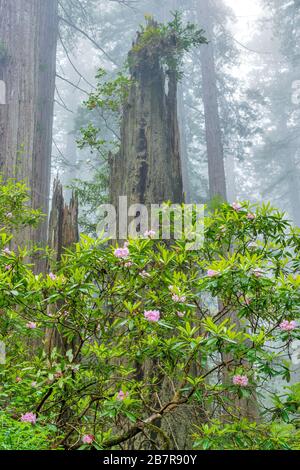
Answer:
[0,180,300,450]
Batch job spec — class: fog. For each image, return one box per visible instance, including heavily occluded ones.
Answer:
[53,0,300,224]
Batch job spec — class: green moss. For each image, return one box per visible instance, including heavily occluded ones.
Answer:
[130,12,207,79]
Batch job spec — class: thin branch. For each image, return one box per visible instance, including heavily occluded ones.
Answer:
[56,73,90,95]
[58,4,119,67]
[55,84,75,113]
[58,31,96,90]
[54,98,74,114]
[108,0,139,11]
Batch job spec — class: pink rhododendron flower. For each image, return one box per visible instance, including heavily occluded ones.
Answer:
[232,202,242,212]
[144,310,160,322]
[21,412,36,424]
[117,390,129,401]
[279,320,297,332]
[124,261,133,267]
[232,375,249,387]
[144,230,156,238]
[247,213,256,220]
[16,377,22,383]
[49,272,57,281]
[172,294,186,303]
[207,269,220,278]
[26,322,37,329]
[5,264,12,271]
[82,434,95,444]
[114,247,130,259]
[3,247,12,255]
[177,311,185,318]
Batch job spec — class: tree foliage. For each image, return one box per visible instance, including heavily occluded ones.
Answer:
[0,179,300,449]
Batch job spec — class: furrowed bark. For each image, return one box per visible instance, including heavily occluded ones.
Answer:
[0,0,58,269]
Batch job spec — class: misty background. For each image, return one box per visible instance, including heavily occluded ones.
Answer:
[53,0,300,226]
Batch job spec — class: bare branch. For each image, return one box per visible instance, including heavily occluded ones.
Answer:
[56,73,90,95]
[58,31,96,90]
[58,2,119,67]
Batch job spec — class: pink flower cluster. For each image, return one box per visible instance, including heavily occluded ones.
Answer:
[26,322,37,330]
[49,272,57,281]
[114,246,130,259]
[82,434,95,444]
[20,412,37,424]
[207,269,220,278]
[247,213,256,220]
[117,390,129,401]
[279,320,297,332]
[144,310,160,322]
[172,294,186,303]
[3,247,12,255]
[232,202,242,212]
[232,375,249,387]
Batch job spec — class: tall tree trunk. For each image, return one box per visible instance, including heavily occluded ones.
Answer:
[109,25,194,449]
[0,0,58,260]
[110,24,183,217]
[161,0,191,202]
[45,179,79,431]
[197,0,227,200]
[46,179,79,354]
[178,84,191,202]
[197,0,259,419]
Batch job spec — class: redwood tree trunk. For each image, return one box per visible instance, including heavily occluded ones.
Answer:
[46,179,79,355]
[110,27,183,213]
[198,0,227,201]
[109,25,194,450]
[0,0,58,253]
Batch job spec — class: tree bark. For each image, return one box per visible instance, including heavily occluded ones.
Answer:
[46,179,79,354]
[197,0,227,201]
[0,0,58,259]
[109,24,192,449]
[178,84,191,203]
[110,25,183,215]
